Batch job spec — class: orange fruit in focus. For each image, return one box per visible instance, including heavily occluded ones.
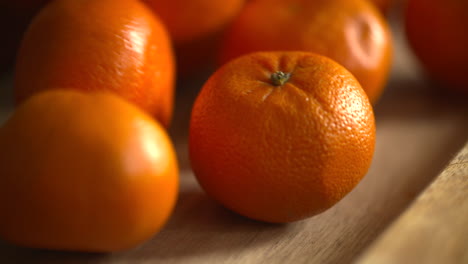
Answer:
[405,0,468,92]
[14,0,175,127]
[219,0,393,103]
[189,52,376,223]
[0,90,179,252]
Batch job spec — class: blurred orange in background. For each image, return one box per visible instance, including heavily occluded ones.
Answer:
[0,90,179,252]
[218,0,393,103]
[142,0,244,44]
[143,0,245,75]
[14,0,175,127]
[405,0,468,92]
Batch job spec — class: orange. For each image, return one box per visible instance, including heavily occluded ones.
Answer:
[142,0,245,75]
[142,0,245,45]
[189,51,376,223]
[405,0,468,92]
[219,0,393,103]
[14,0,175,127]
[0,90,179,252]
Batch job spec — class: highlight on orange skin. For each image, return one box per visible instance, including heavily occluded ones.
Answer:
[219,0,393,103]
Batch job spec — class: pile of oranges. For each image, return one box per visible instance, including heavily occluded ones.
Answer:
[0,0,466,253]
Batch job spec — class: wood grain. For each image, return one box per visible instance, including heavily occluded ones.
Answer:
[357,143,468,264]
[0,9,467,264]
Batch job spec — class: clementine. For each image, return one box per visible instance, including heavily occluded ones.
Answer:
[142,0,245,45]
[0,90,179,252]
[219,0,393,103]
[405,0,468,92]
[142,0,245,75]
[14,0,175,127]
[189,51,376,223]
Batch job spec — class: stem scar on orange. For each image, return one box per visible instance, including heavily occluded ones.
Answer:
[0,90,179,252]
[219,0,393,103]
[14,0,175,127]
[189,51,376,223]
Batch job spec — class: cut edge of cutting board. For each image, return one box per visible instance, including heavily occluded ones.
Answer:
[356,141,468,264]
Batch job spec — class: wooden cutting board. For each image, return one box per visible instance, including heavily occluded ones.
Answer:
[357,142,468,264]
[0,8,466,264]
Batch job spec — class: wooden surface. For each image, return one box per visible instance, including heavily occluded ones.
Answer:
[0,11,467,264]
[357,143,468,264]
